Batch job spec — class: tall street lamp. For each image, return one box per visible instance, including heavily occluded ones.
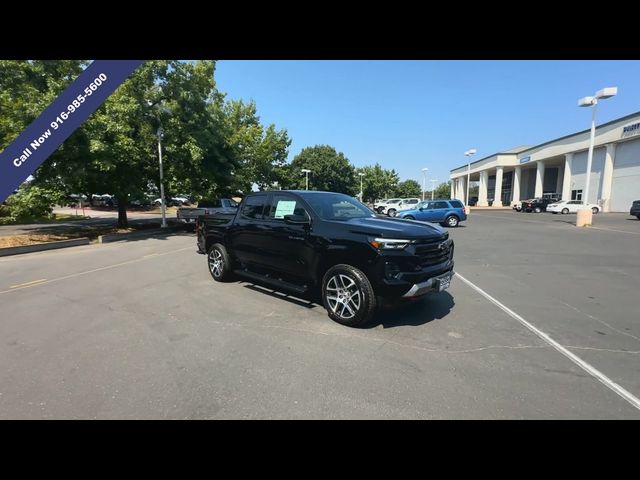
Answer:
[358,172,365,201]
[430,178,439,200]
[157,126,167,228]
[301,168,311,190]
[147,99,171,229]
[578,87,617,210]
[464,149,476,205]
[421,167,429,201]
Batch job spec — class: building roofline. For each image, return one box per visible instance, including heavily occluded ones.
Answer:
[450,110,640,173]
[517,109,640,154]
[451,151,517,172]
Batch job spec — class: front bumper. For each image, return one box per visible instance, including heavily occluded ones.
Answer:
[402,270,455,298]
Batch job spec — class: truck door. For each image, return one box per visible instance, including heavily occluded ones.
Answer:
[229,194,270,267]
[261,193,315,281]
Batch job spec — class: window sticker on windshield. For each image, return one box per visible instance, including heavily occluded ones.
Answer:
[274,200,297,219]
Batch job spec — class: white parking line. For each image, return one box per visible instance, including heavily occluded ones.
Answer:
[456,272,640,412]
[0,246,193,295]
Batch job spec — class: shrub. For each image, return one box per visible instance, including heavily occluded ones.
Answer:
[4,185,63,222]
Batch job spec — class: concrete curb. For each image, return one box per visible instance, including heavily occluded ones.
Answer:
[97,225,184,243]
[0,238,91,257]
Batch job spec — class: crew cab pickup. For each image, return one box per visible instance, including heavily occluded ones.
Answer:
[196,190,455,327]
[178,198,238,226]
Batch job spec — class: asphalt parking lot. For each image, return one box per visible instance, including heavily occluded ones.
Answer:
[1,211,639,419]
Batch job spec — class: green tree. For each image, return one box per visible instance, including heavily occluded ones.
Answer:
[0,60,91,205]
[434,182,451,199]
[357,163,400,203]
[221,100,291,196]
[394,179,421,198]
[24,60,235,227]
[286,145,356,194]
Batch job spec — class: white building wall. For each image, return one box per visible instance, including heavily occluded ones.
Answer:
[610,137,640,212]
[569,147,605,204]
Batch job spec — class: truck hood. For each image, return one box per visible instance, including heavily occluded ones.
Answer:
[339,216,445,239]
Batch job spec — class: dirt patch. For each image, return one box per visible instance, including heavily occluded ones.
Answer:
[0,234,78,248]
[0,222,174,248]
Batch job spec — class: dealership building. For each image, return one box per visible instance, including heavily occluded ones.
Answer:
[449,111,640,212]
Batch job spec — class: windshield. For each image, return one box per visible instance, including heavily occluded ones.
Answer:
[301,193,376,221]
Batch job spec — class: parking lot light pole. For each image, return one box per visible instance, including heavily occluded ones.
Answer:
[358,172,365,201]
[578,87,617,210]
[430,179,438,200]
[464,149,476,205]
[301,169,311,190]
[157,127,167,228]
[421,168,429,201]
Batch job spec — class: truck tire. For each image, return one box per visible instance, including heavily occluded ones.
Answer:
[534,207,542,213]
[321,264,377,328]
[208,243,234,282]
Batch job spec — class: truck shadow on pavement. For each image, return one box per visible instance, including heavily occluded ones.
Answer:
[369,292,455,329]
[240,281,454,329]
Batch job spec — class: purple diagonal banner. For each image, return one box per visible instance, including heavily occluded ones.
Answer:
[0,60,143,204]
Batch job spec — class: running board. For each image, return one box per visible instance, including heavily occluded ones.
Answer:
[233,269,308,294]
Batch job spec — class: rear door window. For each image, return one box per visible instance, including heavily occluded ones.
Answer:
[266,195,308,221]
[449,200,463,209]
[241,195,267,219]
[433,201,449,209]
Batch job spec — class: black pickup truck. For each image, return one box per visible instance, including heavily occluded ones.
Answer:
[196,190,455,327]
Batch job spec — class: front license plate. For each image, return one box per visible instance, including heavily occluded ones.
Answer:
[438,274,451,292]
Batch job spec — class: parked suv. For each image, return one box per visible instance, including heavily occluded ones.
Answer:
[390,198,421,216]
[374,198,403,215]
[395,199,467,227]
[630,200,640,219]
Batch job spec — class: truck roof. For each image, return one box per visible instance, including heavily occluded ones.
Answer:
[247,190,347,196]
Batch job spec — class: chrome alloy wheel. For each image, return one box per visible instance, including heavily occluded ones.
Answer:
[209,249,223,278]
[325,274,361,319]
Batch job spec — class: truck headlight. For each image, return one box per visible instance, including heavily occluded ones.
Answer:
[369,238,411,250]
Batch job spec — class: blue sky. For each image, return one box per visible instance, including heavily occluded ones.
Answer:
[214,60,640,187]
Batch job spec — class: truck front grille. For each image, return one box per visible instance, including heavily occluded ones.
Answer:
[414,238,452,267]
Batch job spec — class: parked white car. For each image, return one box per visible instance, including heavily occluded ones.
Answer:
[547,200,601,214]
[393,198,421,214]
[374,198,402,214]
